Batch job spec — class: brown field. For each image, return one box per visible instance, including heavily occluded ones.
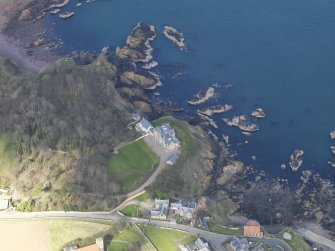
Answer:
[0,222,49,251]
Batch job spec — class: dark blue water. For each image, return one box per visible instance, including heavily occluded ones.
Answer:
[46,0,335,184]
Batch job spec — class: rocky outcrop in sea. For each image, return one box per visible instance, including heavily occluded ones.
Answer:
[331,146,335,156]
[251,107,266,118]
[289,149,304,171]
[196,113,219,128]
[188,87,215,105]
[120,71,161,90]
[198,104,233,116]
[163,26,187,51]
[116,22,156,63]
[222,115,259,132]
[330,130,335,140]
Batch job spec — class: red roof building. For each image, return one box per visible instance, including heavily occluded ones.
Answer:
[243,220,263,238]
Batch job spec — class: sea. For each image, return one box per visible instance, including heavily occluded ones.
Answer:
[45,0,335,185]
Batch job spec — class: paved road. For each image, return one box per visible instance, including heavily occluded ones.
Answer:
[298,228,335,251]
[0,211,291,251]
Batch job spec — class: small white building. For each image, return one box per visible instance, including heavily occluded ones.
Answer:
[151,199,169,220]
[136,118,155,135]
[0,195,10,210]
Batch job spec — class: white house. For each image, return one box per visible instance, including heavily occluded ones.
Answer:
[0,195,10,210]
[170,199,196,219]
[136,118,155,135]
[151,199,169,220]
[154,123,180,151]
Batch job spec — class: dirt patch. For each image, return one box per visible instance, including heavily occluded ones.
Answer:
[0,222,49,251]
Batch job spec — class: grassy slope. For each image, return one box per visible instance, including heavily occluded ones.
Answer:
[207,221,242,235]
[107,139,159,192]
[140,225,197,251]
[278,228,312,251]
[206,198,238,225]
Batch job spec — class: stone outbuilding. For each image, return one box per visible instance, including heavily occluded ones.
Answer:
[243,220,263,238]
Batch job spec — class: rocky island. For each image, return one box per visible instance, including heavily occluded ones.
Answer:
[251,107,266,118]
[163,26,187,51]
[289,149,304,171]
[116,22,156,63]
[198,104,233,116]
[59,11,74,19]
[331,145,335,156]
[331,130,335,140]
[223,115,259,132]
[188,87,215,105]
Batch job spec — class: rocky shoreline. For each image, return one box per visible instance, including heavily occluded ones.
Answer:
[1,3,335,236]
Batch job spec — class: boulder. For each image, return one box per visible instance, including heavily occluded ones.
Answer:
[19,9,33,21]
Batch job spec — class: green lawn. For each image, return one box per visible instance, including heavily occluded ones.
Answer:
[47,220,111,251]
[120,204,143,218]
[108,226,144,251]
[139,225,197,251]
[152,117,193,152]
[0,133,18,177]
[278,228,312,251]
[134,192,151,202]
[107,139,159,192]
[207,221,242,235]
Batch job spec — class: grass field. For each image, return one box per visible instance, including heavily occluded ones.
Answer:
[120,204,143,218]
[278,228,312,251]
[57,57,75,67]
[152,117,193,152]
[207,221,242,235]
[134,192,151,202]
[0,133,18,177]
[107,139,159,192]
[47,220,111,251]
[108,226,144,251]
[139,225,197,251]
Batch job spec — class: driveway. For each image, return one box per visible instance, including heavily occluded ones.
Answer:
[125,135,180,199]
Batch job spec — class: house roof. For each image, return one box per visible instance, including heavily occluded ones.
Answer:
[139,118,153,130]
[76,244,100,251]
[167,153,179,164]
